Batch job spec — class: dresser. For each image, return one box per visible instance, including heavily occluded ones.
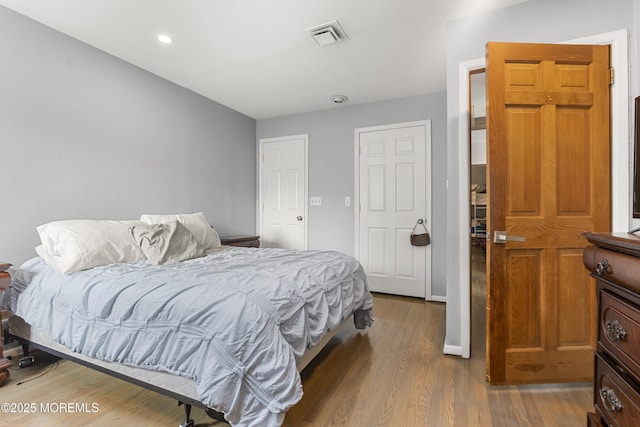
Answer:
[583,232,640,427]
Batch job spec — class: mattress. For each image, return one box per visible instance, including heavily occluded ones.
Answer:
[9,314,201,400]
[3,246,373,427]
[8,311,349,407]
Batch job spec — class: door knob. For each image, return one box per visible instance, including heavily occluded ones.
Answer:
[296,216,303,221]
[493,230,525,244]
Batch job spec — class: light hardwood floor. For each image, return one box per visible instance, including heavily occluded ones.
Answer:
[1,250,592,426]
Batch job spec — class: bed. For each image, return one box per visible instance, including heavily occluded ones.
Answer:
[1,213,374,427]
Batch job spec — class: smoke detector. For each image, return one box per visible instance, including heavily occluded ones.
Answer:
[305,19,349,46]
[331,95,349,104]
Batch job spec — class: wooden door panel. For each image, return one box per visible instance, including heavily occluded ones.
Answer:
[557,249,594,346]
[557,108,591,214]
[556,64,590,89]
[506,108,541,215]
[487,42,610,384]
[504,63,541,88]
[506,250,542,348]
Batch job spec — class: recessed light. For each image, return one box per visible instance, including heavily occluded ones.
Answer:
[331,95,348,104]
[157,34,174,44]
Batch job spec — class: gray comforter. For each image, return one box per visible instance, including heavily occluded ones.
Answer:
[3,247,373,426]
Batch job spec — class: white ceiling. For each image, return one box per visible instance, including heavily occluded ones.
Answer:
[0,0,527,119]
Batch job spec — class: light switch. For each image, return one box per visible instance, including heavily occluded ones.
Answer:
[310,196,322,206]
[345,196,351,206]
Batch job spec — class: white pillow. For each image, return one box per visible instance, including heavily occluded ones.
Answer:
[36,219,147,274]
[139,212,221,249]
[129,221,207,265]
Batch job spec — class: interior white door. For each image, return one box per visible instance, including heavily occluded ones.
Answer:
[259,135,308,249]
[357,121,431,298]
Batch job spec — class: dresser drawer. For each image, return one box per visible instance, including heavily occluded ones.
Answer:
[595,353,640,426]
[588,410,606,427]
[585,246,640,294]
[591,406,609,427]
[600,290,640,382]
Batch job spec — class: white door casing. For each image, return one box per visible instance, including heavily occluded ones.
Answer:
[355,121,432,299]
[259,135,308,250]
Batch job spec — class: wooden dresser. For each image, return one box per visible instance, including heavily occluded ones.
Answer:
[583,232,640,427]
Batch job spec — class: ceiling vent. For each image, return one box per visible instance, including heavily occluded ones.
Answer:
[305,19,349,47]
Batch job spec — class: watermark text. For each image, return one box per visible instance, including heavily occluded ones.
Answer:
[1,401,99,414]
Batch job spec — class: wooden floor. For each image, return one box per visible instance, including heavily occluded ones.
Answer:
[1,249,592,426]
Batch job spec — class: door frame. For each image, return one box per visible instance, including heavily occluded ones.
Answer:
[257,134,309,250]
[354,120,433,300]
[454,29,629,359]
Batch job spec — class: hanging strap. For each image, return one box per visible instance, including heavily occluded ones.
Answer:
[411,218,428,235]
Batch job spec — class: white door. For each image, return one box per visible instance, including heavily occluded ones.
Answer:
[356,121,431,298]
[259,135,308,249]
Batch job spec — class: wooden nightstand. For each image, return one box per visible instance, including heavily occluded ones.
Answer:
[0,266,11,386]
[0,264,11,359]
[220,235,260,248]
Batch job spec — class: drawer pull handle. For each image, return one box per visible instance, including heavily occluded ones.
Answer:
[596,259,609,276]
[605,319,628,341]
[600,386,623,412]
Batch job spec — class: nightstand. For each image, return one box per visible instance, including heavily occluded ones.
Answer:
[220,235,260,248]
[0,264,11,359]
[0,267,10,387]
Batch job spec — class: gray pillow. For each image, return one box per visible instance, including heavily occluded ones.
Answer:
[129,220,207,265]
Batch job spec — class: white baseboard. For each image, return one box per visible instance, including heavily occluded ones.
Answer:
[443,343,462,356]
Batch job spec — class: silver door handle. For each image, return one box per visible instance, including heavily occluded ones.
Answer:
[493,230,525,244]
[296,216,303,221]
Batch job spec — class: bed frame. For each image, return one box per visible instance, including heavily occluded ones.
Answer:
[8,314,348,427]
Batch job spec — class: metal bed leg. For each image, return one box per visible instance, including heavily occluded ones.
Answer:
[11,336,35,368]
[19,338,29,357]
[178,402,194,427]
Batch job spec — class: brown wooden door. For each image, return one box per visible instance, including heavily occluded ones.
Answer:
[486,42,611,384]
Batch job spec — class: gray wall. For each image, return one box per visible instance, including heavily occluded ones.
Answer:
[444,0,638,350]
[0,6,257,264]
[257,93,448,298]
